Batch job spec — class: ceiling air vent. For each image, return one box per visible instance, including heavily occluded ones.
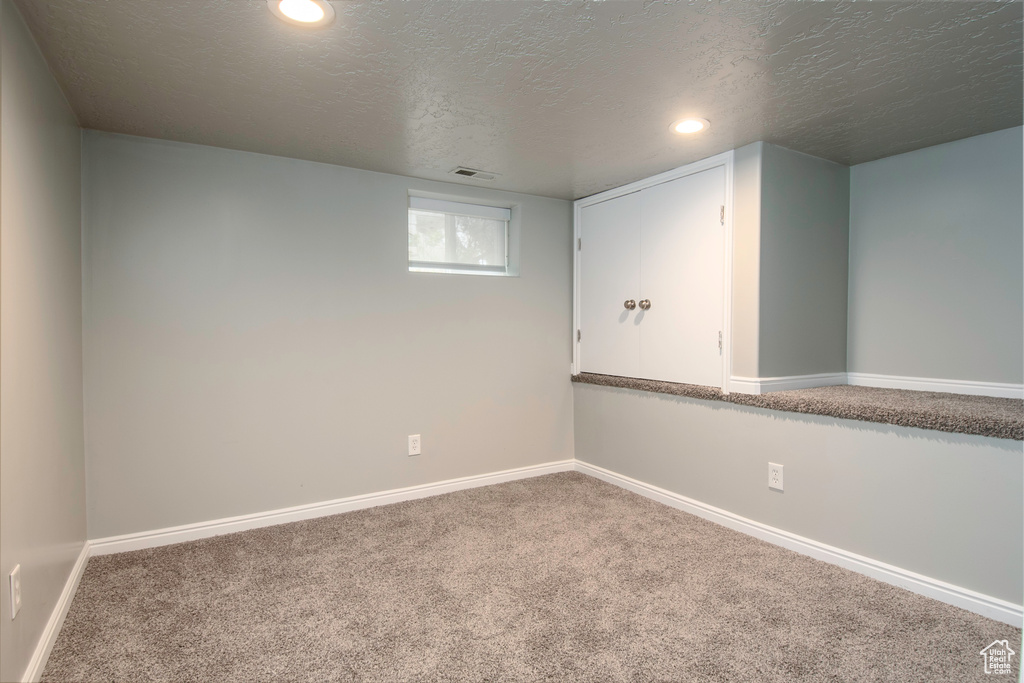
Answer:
[450,167,499,181]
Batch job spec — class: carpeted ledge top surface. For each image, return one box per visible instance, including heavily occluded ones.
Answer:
[571,373,1023,440]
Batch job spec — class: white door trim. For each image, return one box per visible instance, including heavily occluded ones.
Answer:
[572,200,582,374]
[574,151,736,209]
[720,151,735,394]
[573,149,735,390]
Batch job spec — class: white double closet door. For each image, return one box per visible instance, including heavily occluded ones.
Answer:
[579,165,725,387]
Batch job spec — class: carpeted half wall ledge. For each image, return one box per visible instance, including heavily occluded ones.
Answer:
[570,373,1024,441]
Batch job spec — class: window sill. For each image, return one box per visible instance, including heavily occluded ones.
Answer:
[409,266,510,277]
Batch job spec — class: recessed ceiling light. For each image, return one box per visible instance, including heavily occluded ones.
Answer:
[672,118,710,134]
[267,0,335,27]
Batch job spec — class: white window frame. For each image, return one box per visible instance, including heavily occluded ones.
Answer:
[408,197,511,276]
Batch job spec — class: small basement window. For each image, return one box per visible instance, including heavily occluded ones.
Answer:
[408,196,510,275]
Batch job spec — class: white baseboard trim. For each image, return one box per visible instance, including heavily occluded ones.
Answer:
[574,460,1023,628]
[22,542,90,683]
[847,372,1024,399]
[729,372,847,395]
[730,372,1022,398]
[726,376,762,394]
[78,456,1021,637]
[89,460,576,556]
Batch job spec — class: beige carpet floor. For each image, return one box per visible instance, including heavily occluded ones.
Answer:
[44,472,1020,682]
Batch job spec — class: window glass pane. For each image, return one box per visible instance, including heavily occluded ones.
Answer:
[451,215,505,267]
[409,207,507,272]
[408,210,447,263]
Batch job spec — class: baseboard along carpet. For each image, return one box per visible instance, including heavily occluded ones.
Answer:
[44,472,1019,682]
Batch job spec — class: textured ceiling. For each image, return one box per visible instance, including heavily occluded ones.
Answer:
[16,0,1023,199]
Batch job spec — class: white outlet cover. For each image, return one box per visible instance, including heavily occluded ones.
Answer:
[408,434,421,456]
[768,463,784,492]
[10,564,21,619]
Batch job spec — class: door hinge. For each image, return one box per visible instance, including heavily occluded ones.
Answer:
[720,205,725,225]
[577,329,581,342]
[718,330,723,352]
[578,237,582,251]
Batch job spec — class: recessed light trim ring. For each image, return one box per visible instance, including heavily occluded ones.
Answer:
[672,118,710,134]
[267,0,335,27]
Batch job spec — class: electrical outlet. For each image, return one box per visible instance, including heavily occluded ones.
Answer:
[768,463,784,492]
[10,565,21,620]
[408,434,421,456]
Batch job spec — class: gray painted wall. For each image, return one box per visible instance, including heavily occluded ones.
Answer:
[758,144,850,377]
[82,131,575,539]
[573,383,1022,603]
[0,2,87,680]
[848,127,1024,383]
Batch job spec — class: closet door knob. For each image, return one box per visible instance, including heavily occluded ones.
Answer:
[638,299,651,310]
[623,299,636,310]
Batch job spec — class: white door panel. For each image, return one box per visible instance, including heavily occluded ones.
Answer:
[638,167,725,386]
[579,192,641,377]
